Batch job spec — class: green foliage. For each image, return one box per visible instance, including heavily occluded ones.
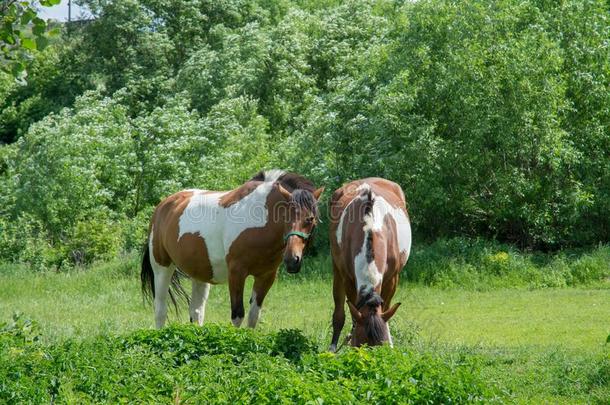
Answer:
[0,321,497,403]
[1,0,610,266]
[0,312,41,349]
[0,0,60,78]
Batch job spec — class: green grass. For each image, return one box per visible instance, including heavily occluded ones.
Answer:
[0,254,609,403]
[1,254,608,349]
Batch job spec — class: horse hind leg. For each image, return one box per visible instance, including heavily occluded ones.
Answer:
[151,259,176,329]
[189,280,211,326]
[329,269,346,352]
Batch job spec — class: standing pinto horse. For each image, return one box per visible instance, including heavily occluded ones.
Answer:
[141,170,324,329]
[328,178,411,351]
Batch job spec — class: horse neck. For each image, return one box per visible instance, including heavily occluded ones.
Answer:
[264,189,292,240]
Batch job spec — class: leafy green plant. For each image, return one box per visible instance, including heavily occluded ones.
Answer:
[0,0,61,78]
[0,322,498,403]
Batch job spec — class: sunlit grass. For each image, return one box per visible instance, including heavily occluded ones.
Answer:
[1,254,608,352]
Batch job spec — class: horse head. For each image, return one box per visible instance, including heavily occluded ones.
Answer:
[275,182,324,273]
[346,290,401,347]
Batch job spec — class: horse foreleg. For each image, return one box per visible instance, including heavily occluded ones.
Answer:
[152,264,176,329]
[329,270,346,352]
[381,274,399,348]
[189,280,211,326]
[247,271,276,328]
[228,269,246,327]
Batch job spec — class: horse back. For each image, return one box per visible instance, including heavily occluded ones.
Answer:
[330,178,411,295]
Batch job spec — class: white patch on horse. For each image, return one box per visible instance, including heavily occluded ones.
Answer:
[177,175,280,284]
[354,241,382,293]
[189,280,211,326]
[223,180,275,250]
[336,197,357,246]
[365,195,411,258]
[356,183,371,192]
[247,291,261,328]
[354,185,412,292]
[263,169,285,183]
[178,191,228,283]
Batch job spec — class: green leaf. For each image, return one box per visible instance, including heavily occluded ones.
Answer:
[32,17,46,27]
[21,37,36,51]
[47,27,61,37]
[3,33,16,45]
[606,334,610,344]
[10,61,25,76]
[32,21,46,36]
[20,9,36,25]
[35,36,48,51]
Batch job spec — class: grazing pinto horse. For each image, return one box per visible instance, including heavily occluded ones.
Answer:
[141,170,324,329]
[328,178,411,350]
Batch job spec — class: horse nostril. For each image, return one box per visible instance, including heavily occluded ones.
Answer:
[285,255,301,272]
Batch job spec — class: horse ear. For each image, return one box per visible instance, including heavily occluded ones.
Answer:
[346,300,363,323]
[313,187,325,200]
[275,182,292,200]
[381,302,401,322]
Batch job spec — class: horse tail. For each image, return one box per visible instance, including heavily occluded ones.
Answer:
[141,238,190,315]
[141,240,155,304]
[168,271,190,315]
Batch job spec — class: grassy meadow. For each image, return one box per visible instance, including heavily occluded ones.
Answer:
[1,250,608,403]
[2,0,610,402]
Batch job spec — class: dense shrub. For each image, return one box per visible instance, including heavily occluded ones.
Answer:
[1,0,609,266]
[0,321,498,403]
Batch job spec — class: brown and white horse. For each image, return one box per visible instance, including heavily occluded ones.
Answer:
[328,178,411,350]
[141,170,324,329]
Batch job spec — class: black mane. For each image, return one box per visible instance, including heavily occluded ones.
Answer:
[292,189,319,218]
[249,170,318,218]
[356,289,384,310]
[356,290,388,344]
[249,170,315,192]
[277,172,315,193]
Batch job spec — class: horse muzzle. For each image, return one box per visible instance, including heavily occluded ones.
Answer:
[284,255,302,273]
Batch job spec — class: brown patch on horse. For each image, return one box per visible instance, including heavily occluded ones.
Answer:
[150,190,194,267]
[175,233,215,282]
[226,186,290,276]
[219,182,259,208]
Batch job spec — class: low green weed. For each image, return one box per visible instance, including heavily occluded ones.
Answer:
[0,318,497,403]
